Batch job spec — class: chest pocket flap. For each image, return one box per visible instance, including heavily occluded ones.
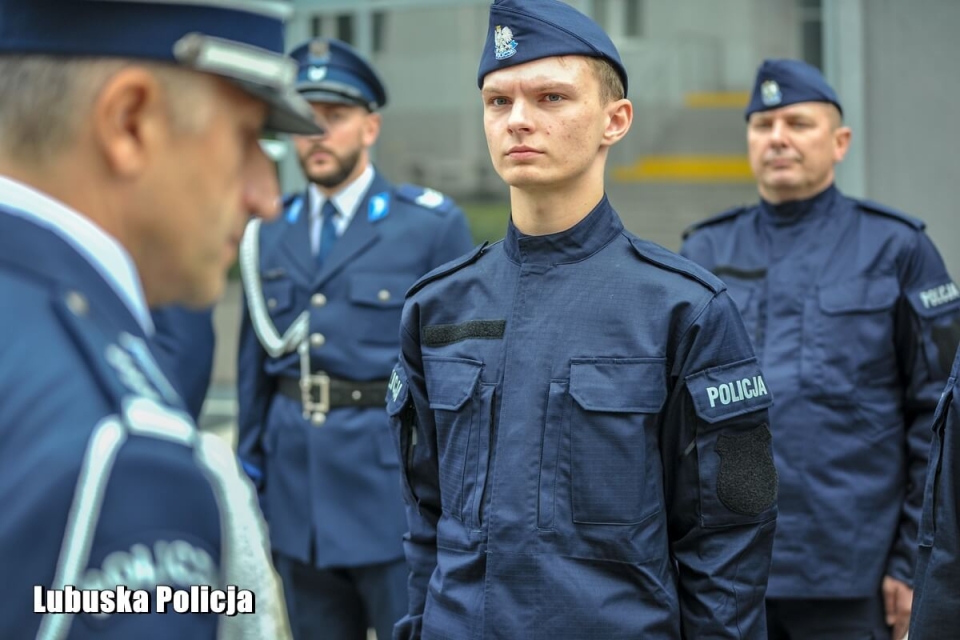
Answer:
[349,273,414,308]
[570,359,667,413]
[818,276,899,314]
[261,277,295,314]
[423,357,482,410]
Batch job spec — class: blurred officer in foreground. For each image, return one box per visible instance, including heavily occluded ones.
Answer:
[151,306,216,420]
[910,345,960,637]
[387,1,779,638]
[0,1,323,637]
[682,59,960,640]
[236,37,473,640]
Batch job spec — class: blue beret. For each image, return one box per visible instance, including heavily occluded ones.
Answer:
[0,0,321,135]
[289,38,387,111]
[477,0,628,98]
[745,59,843,120]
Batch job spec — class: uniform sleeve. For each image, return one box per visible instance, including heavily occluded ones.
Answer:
[386,315,440,640]
[889,231,960,584]
[66,435,222,639]
[427,204,475,270]
[236,291,275,492]
[662,290,778,639]
[150,306,216,421]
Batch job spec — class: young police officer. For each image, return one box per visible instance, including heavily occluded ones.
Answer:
[0,1,321,637]
[237,37,473,640]
[387,1,779,637]
[683,59,960,639]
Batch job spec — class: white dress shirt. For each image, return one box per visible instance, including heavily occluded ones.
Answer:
[307,164,375,256]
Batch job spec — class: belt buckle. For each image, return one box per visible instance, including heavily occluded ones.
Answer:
[300,372,330,426]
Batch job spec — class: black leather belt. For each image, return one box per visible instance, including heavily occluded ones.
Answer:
[277,376,389,410]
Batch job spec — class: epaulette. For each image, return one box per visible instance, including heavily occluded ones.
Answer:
[394,184,456,215]
[681,205,749,240]
[855,198,925,230]
[407,242,489,298]
[628,237,724,294]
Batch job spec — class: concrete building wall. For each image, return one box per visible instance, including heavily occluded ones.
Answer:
[825,0,960,278]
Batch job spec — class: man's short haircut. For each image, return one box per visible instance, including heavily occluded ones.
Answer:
[0,55,214,164]
[587,57,625,104]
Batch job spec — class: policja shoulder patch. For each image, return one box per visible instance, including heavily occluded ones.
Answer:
[685,357,773,424]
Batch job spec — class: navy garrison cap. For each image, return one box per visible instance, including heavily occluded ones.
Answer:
[477,0,628,98]
[745,59,842,120]
[290,38,387,111]
[0,0,322,135]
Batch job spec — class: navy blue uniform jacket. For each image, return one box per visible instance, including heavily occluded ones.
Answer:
[911,345,960,638]
[150,305,215,421]
[682,185,960,598]
[237,171,474,568]
[389,196,779,639]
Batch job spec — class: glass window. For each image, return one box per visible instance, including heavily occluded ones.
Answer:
[373,11,387,54]
[625,0,644,37]
[337,14,354,45]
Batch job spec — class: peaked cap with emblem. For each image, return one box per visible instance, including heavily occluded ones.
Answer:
[0,0,322,135]
[290,37,387,111]
[477,0,628,98]
[745,58,842,120]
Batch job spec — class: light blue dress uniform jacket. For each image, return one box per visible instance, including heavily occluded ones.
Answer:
[237,171,474,568]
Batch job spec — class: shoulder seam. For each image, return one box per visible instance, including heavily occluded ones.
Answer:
[407,242,489,298]
[628,236,723,294]
[682,205,749,240]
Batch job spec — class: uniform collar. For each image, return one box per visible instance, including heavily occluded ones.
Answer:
[308,163,375,225]
[759,183,838,226]
[0,176,154,335]
[504,194,623,265]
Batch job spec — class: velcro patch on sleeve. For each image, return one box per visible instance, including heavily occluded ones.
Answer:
[716,424,778,516]
[685,358,773,424]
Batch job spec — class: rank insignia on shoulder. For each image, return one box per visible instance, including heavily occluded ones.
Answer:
[415,188,446,209]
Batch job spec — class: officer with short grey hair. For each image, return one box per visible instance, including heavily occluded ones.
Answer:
[0,1,321,637]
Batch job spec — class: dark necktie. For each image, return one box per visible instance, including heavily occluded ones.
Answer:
[317,200,339,267]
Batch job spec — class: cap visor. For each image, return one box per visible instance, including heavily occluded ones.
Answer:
[236,81,324,135]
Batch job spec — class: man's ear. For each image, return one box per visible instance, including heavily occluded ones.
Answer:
[601,98,633,148]
[833,125,852,164]
[363,111,382,148]
[90,66,167,179]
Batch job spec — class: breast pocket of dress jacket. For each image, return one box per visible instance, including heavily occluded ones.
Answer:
[918,380,954,547]
[812,276,899,396]
[568,358,667,525]
[423,357,490,522]
[261,275,298,332]
[348,273,415,345]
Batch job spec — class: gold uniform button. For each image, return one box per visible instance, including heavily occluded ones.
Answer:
[377,289,391,302]
[311,413,327,426]
[310,333,326,348]
[312,293,327,307]
[267,298,278,309]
